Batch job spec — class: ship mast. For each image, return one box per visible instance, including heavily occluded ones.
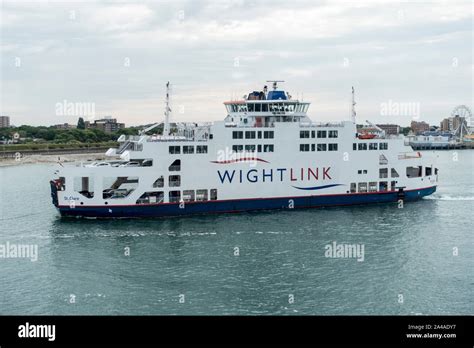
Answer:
[351,86,356,124]
[163,81,171,136]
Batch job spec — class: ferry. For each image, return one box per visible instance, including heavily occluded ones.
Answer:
[50,81,438,218]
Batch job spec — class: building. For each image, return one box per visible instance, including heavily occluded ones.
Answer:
[440,118,450,132]
[452,116,467,133]
[376,124,400,135]
[440,116,467,133]
[87,117,125,133]
[53,123,76,129]
[411,121,430,135]
[0,116,10,128]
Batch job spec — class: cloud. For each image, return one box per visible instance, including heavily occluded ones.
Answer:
[0,0,472,127]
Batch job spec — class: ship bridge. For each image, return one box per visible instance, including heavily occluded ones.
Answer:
[224,81,311,127]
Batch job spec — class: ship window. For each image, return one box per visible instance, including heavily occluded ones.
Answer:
[232,131,243,139]
[245,144,256,152]
[391,181,396,191]
[425,167,432,176]
[369,143,378,150]
[183,145,194,154]
[136,191,164,204]
[263,131,274,139]
[210,189,217,200]
[258,131,262,139]
[353,143,357,150]
[196,189,208,201]
[169,191,181,203]
[358,182,368,193]
[328,143,338,151]
[363,170,367,174]
[358,170,362,174]
[255,104,261,112]
[358,143,367,150]
[380,142,388,150]
[169,146,180,154]
[257,144,262,152]
[311,130,315,138]
[317,130,327,138]
[379,181,388,192]
[311,144,315,151]
[369,182,377,192]
[300,144,310,152]
[263,144,274,152]
[248,104,255,112]
[74,176,95,199]
[406,166,422,178]
[300,130,310,138]
[196,145,208,154]
[245,131,256,139]
[102,176,138,199]
[350,183,356,193]
[328,130,338,138]
[379,168,388,179]
[169,159,181,171]
[232,145,244,152]
[391,168,399,177]
[153,176,164,188]
[317,144,327,151]
[169,175,181,187]
[182,190,195,202]
[379,154,388,165]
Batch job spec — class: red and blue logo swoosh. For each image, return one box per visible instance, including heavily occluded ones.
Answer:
[211,158,270,164]
[292,184,343,190]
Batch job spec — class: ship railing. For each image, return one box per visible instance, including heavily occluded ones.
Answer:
[116,141,133,154]
[299,122,345,128]
[146,137,208,142]
[378,134,404,140]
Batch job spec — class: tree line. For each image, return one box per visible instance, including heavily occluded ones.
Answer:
[0,118,145,144]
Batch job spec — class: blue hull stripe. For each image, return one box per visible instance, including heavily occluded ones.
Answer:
[56,186,437,218]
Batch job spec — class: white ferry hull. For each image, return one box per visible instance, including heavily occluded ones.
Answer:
[51,183,436,218]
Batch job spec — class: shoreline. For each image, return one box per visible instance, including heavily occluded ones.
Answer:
[0,152,110,167]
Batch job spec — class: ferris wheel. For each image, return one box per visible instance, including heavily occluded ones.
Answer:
[451,105,472,137]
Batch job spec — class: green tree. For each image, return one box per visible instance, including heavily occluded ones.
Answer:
[77,117,86,130]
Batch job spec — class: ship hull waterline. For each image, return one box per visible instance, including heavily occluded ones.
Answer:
[53,185,436,219]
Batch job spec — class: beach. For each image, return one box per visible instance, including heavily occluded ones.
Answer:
[0,152,110,167]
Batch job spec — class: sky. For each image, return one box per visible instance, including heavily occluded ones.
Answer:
[0,0,472,127]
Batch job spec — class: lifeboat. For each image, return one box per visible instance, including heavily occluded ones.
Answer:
[358,133,377,139]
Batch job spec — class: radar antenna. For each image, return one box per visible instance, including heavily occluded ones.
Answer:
[266,80,285,90]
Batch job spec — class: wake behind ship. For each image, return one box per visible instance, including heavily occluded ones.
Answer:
[50,81,437,218]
